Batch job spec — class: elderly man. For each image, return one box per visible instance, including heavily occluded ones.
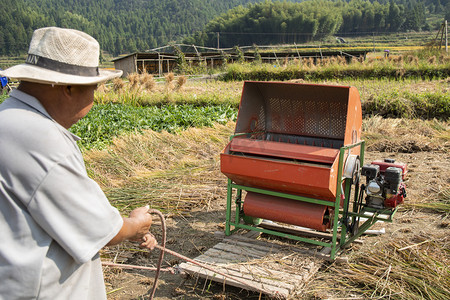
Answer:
[0,27,156,299]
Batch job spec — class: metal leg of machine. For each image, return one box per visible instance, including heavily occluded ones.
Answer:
[225,142,366,260]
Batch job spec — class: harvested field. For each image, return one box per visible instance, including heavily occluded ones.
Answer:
[91,116,449,299]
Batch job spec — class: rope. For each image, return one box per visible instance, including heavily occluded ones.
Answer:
[146,209,166,299]
[101,261,174,273]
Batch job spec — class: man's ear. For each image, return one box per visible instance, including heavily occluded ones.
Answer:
[62,85,72,97]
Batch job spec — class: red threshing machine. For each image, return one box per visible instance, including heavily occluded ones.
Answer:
[220,81,407,259]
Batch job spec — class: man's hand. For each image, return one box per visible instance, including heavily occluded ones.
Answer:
[127,206,153,242]
[140,232,158,250]
[106,206,153,247]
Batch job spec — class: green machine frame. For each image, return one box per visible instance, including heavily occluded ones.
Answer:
[225,140,399,260]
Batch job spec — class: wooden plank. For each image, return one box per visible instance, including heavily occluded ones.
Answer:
[202,255,314,281]
[222,236,284,252]
[182,257,296,291]
[242,229,262,239]
[193,254,233,265]
[179,233,326,298]
[225,261,310,285]
[185,244,320,287]
[193,252,311,286]
[214,241,328,270]
[223,237,322,258]
[222,234,349,262]
[200,247,266,264]
[216,230,285,251]
[320,247,332,255]
[201,247,259,263]
[213,242,268,258]
[179,263,291,298]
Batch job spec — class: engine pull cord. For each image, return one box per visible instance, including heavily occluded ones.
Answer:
[146,209,166,300]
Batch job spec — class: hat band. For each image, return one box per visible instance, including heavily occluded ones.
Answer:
[26,54,99,77]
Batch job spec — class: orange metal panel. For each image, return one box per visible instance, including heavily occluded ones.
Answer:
[221,143,339,201]
[343,86,363,153]
[229,137,339,164]
[243,192,331,231]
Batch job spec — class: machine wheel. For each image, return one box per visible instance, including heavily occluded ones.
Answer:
[344,154,360,184]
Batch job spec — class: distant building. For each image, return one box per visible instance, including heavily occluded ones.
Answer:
[112,51,226,77]
[112,45,368,77]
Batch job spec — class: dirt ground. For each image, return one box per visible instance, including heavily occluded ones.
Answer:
[101,145,449,300]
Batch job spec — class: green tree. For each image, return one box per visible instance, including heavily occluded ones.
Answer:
[445,2,450,21]
[402,2,427,31]
[387,0,404,32]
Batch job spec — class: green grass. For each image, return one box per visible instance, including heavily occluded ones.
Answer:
[406,188,450,214]
[0,93,7,103]
[220,58,450,82]
[363,90,450,120]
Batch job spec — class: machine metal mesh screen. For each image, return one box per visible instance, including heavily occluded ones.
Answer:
[264,96,347,140]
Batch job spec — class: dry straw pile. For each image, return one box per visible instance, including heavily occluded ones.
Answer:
[309,235,450,299]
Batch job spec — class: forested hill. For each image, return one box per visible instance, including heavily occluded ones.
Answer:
[186,0,450,48]
[0,0,263,56]
[0,0,449,57]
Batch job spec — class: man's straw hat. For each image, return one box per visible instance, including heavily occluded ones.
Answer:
[0,27,122,85]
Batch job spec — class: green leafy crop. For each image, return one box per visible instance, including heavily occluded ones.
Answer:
[70,103,237,150]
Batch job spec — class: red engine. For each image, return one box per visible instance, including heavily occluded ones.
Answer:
[361,159,407,209]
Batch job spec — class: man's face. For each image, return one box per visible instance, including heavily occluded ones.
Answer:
[16,81,99,129]
[69,84,98,125]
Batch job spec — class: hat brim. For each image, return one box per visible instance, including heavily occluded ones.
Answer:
[0,64,122,85]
